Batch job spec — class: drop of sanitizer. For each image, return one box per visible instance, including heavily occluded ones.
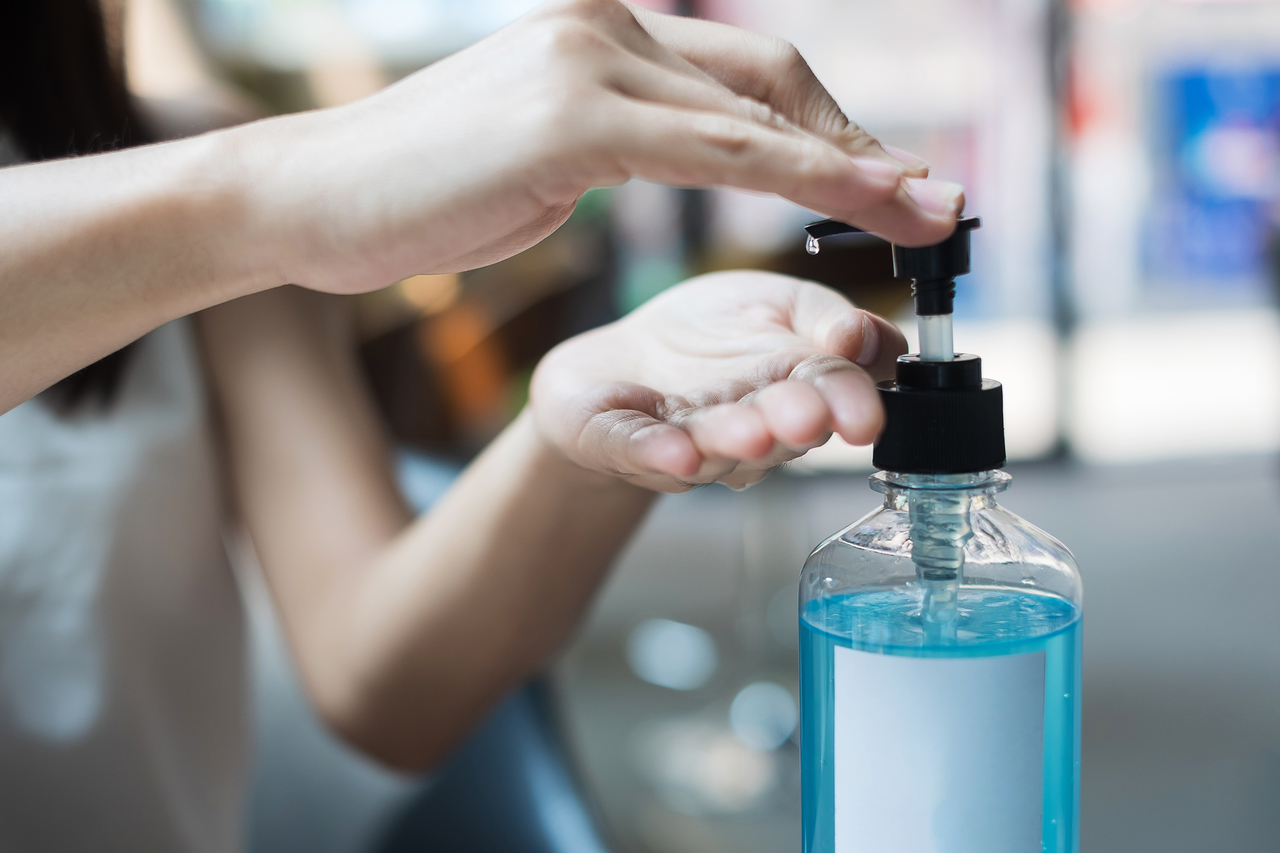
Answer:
[805,234,821,255]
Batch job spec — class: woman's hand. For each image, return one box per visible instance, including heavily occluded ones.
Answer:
[531,270,907,492]
[0,0,953,413]
[235,0,962,295]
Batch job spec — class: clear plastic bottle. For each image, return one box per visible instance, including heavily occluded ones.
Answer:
[799,217,1082,853]
[799,470,1082,853]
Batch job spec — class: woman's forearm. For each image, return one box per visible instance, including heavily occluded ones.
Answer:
[0,132,272,412]
[200,288,654,771]
[316,411,655,770]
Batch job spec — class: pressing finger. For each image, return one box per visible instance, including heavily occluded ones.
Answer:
[597,98,962,246]
[604,49,790,134]
[840,178,965,248]
[600,98,951,240]
[627,7,929,177]
[587,0,740,90]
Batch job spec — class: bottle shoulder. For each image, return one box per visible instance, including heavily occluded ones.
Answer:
[811,500,1075,564]
[803,498,1082,604]
[970,503,1080,575]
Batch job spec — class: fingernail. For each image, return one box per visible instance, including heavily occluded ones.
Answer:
[905,178,963,218]
[855,312,880,368]
[850,157,903,188]
[883,145,930,172]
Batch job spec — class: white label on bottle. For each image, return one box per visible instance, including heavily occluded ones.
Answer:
[834,646,1045,853]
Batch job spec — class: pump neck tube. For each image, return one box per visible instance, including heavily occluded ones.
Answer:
[917,315,954,362]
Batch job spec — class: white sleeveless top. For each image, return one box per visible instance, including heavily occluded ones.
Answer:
[0,320,247,851]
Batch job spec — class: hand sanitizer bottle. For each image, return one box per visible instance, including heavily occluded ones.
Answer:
[799,218,1082,853]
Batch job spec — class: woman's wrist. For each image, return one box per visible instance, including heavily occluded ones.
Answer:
[102,127,288,315]
[211,102,432,295]
[199,117,322,298]
[0,130,285,412]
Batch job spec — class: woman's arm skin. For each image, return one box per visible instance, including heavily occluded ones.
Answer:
[201,271,904,771]
[200,288,656,770]
[0,0,959,415]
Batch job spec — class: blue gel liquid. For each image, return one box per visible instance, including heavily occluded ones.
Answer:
[800,588,1081,853]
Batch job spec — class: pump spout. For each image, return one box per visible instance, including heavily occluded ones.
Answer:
[802,220,866,242]
[802,216,980,363]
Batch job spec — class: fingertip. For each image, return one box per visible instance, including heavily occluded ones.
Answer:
[852,311,887,370]
[841,402,884,446]
[754,381,832,449]
[813,370,884,446]
[843,181,961,249]
[632,424,702,478]
[823,309,879,367]
[903,178,964,225]
[861,313,909,381]
[691,405,774,461]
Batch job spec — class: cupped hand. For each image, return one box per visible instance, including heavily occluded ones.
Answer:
[530,270,908,493]
[238,0,963,296]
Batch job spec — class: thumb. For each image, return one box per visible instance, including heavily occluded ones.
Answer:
[791,286,908,382]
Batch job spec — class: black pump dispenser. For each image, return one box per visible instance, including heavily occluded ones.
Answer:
[804,216,981,317]
[803,216,1005,474]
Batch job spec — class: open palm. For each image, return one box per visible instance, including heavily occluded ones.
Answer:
[531,271,907,492]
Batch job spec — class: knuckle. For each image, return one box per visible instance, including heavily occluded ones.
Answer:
[838,120,881,153]
[572,0,620,13]
[541,17,613,61]
[789,353,857,383]
[788,141,837,187]
[742,96,783,130]
[692,114,754,156]
[769,38,808,76]
[552,0,626,25]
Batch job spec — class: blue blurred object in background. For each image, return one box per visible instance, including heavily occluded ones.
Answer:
[1147,67,1280,293]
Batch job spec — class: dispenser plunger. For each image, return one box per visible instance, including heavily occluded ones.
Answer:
[802,216,997,635]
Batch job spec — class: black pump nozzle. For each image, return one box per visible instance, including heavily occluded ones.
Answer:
[803,217,981,317]
[802,215,1004,475]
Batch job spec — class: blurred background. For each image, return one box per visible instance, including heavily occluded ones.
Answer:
[127,0,1280,850]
